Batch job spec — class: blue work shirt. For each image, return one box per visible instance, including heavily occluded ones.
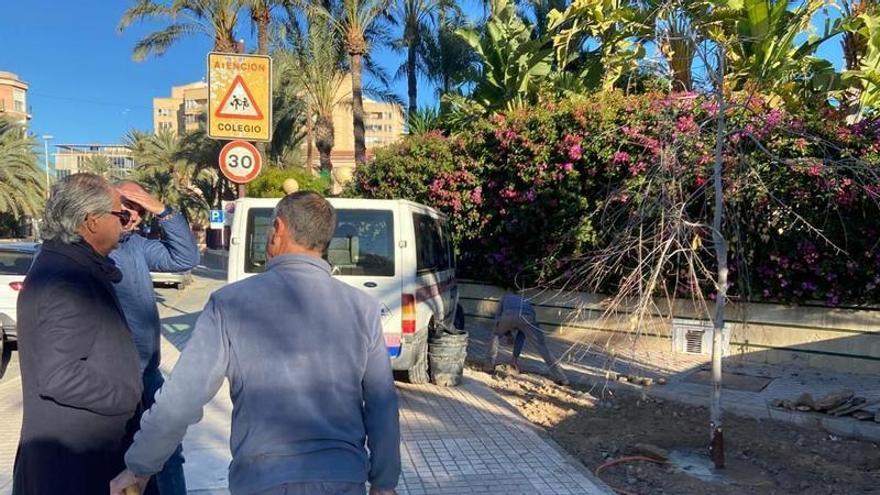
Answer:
[110,212,200,373]
[125,254,401,494]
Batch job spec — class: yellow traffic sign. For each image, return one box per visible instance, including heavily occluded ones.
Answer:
[207,52,272,142]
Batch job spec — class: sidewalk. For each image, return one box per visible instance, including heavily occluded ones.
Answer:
[0,268,611,494]
[465,314,880,442]
[159,270,611,494]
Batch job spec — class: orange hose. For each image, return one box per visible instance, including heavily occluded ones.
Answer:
[594,455,667,495]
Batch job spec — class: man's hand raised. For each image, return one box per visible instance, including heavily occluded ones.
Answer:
[118,182,166,215]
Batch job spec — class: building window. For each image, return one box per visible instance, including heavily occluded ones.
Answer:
[184,114,201,125]
[159,122,173,131]
[57,169,71,179]
[157,108,172,117]
[13,89,25,113]
[185,99,204,110]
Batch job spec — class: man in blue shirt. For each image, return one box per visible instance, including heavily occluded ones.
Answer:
[110,191,400,495]
[110,181,200,495]
[483,292,569,385]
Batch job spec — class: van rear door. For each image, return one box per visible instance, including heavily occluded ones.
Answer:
[326,202,403,358]
[231,199,403,358]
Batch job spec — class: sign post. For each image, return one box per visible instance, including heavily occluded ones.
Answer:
[208,51,272,198]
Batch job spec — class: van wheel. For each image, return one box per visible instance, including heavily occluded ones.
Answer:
[407,337,430,385]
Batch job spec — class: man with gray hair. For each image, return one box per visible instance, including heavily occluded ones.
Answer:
[14,173,143,494]
[112,191,401,495]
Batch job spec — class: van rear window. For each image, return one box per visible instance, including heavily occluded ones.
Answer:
[245,208,273,273]
[328,210,395,277]
[245,207,395,277]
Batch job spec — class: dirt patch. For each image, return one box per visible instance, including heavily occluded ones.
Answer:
[471,365,880,495]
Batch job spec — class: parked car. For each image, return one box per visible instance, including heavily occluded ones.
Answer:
[0,242,40,356]
[228,198,463,384]
[150,270,192,290]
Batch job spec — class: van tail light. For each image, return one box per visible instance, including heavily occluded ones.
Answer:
[9,281,23,291]
[402,293,416,334]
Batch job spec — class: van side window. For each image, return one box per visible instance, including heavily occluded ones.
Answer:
[414,213,448,273]
[441,220,455,270]
[327,210,395,277]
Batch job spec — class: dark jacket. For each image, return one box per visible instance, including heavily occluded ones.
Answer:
[13,240,143,495]
[110,212,200,373]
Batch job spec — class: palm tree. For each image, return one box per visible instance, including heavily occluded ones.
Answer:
[0,118,44,220]
[275,8,350,173]
[842,0,876,70]
[126,130,212,223]
[126,130,194,187]
[118,0,242,59]
[840,0,879,117]
[316,0,393,167]
[270,65,308,165]
[652,1,704,92]
[423,11,479,98]
[392,0,457,117]
[81,155,124,181]
[246,0,276,54]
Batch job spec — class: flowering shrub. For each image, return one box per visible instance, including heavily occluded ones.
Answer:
[348,92,880,305]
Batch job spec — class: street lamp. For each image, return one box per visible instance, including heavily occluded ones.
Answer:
[41,135,53,198]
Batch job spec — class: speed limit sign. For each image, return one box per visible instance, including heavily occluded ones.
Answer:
[219,140,262,184]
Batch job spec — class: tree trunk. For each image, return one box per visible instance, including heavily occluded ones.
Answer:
[317,147,333,174]
[315,114,335,175]
[256,9,270,56]
[709,48,727,470]
[255,10,270,173]
[305,110,316,174]
[672,60,693,92]
[408,40,418,117]
[215,35,236,53]
[350,53,367,167]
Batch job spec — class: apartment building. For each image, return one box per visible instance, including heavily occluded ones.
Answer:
[53,144,136,179]
[0,71,30,125]
[153,81,209,134]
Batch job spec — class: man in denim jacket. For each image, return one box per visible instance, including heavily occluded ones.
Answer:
[110,181,200,494]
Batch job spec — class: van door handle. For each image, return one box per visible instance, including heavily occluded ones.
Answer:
[364,282,378,288]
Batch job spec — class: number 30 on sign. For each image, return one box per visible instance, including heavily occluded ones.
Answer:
[219,140,262,184]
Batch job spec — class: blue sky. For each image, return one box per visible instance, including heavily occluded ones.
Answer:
[1,0,479,149]
[1,1,845,152]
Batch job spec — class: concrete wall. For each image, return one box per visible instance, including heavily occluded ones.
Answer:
[459,281,880,375]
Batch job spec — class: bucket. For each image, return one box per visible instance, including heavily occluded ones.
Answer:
[429,330,468,387]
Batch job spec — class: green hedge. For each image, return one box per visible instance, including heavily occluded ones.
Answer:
[349,92,880,305]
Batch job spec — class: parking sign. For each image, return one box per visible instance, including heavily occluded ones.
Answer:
[209,209,225,229]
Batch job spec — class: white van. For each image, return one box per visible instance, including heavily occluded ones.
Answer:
[228,197,461,383]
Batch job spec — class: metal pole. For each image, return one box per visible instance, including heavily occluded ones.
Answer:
[42,135,53,198]
[236,38,247,200]
[709,46,727,470]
